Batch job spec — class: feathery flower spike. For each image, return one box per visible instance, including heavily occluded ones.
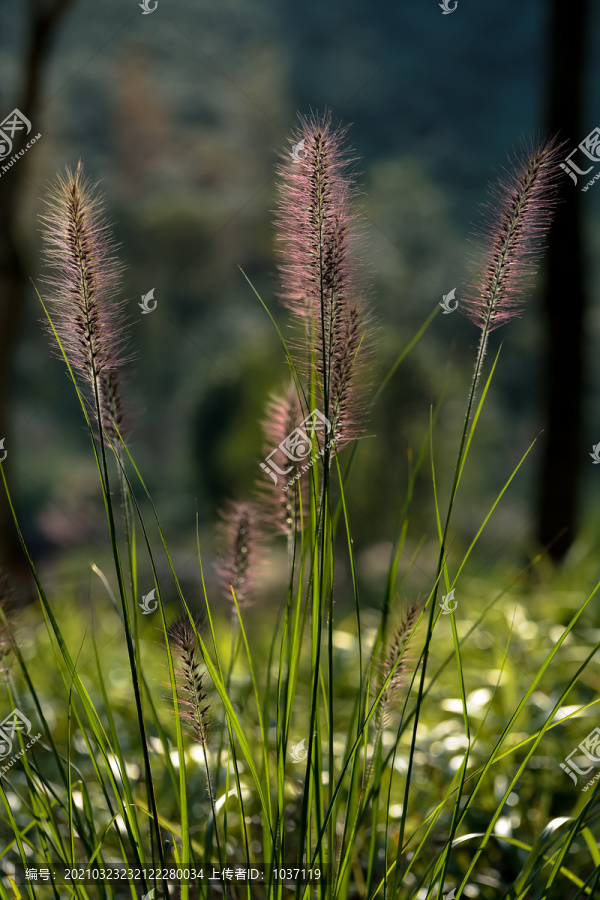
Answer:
[276,112,369,446]
[216,500,262,607]
[378,600,420,721]
[363,599,420,792]
[462,138,562,334]
[168,619,211,745]
[258,383,309,534]
[40,161,129,440]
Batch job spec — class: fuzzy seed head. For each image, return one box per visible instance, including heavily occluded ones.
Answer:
[168,618,211,745]
[378,601,420,722]
[257,384,309,534]
[276,113,370,447]
[40,161,130,437]
[216,501,261,607]
[462,138,563,332]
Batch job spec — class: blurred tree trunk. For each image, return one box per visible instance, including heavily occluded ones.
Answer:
[538,0,589,560]
[0,0,74,590]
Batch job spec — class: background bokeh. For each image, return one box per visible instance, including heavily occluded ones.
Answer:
[1,0,600,609]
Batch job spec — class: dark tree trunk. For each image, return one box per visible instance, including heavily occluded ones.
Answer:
[0,0,74,591]
[538,0,589,560]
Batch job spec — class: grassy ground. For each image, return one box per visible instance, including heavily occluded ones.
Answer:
[1,523,600,899]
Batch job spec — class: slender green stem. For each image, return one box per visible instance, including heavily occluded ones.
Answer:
[394,322,490,895]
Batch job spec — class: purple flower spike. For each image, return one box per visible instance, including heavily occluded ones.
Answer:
[276,112,369,447]
[463,139,563,333]
[216,500,262,609]
[40,161,130,440]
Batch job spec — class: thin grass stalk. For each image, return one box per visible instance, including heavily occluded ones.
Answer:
[296,461,322,872]
[306,344,335,884]
[392,334,497,895]
[326,500,335,877]
[92,373,165,874]
[283,479,310,738]
[229,587,274,854]
[193,526,252,867]
[422,423,472,900]
[66,686,76,872]
[364,743,383,899]
[262,601,285,872]
[107,427,200,884]
[281,531,312,877]
[201,740,222,868]
[212,622,240,828]
[275,564,295,870]
[332,453,363,736]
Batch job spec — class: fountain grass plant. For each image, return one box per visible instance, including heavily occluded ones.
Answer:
[0,118,599,900]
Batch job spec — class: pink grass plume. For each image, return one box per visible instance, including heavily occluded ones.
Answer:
[168,618,212,746]
[276,112,370,446]
[216,500,262,609]
[40,161,130,442]
[462,138,563,335]
[257,383,309,534]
